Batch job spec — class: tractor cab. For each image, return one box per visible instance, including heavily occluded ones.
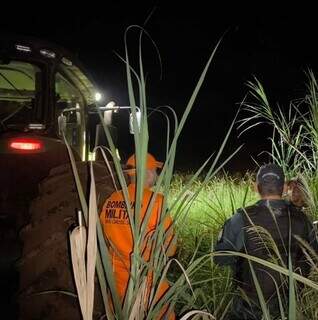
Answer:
[0,35,102,160]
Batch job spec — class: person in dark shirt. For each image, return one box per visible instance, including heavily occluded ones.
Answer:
[214,164,318,320]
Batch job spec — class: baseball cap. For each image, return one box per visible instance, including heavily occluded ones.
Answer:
[256,163,285,186]
[126,153,163,174]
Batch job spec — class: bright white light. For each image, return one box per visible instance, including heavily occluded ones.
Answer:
[105,101,116,109]
[62,57,72,66]
[103,101,116,125]
[40,49,56,58]
[15,45,31,52]
[28,123,45,130]
[95,92,102,102]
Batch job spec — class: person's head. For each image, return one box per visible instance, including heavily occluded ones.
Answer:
[126,153,163,188]
[255,163,286,199]
[287,178,306,207]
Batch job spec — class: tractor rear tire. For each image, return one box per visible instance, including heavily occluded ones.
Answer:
[17,161,117,320]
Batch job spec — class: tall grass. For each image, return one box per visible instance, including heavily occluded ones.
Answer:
[64,27,318,319]
[169,171,318,319]
[239,71,318,219]
[237,71,318,319]
[64,26,245,320]
[169,173,258,318]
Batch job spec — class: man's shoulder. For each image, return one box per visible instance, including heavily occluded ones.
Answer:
[224,209,246,229]
[288,202,306,214]
[235,203,259,216]
[216,209,246,250]
[288,202,312,223]
[105,190,124,202]
[224,203,260,227]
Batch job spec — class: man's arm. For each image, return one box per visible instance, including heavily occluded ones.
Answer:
[294,215,318,278]
[154,194,176,257]
[305,218,318,256]
[163,213,176,257]
[143,205,176,258]
[309,220,318,253]
[141,193,176,259]
[214,211,245,267]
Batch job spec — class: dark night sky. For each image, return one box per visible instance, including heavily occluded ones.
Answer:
[1,3,317,173]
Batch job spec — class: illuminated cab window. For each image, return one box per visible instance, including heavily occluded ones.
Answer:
[0,61,42,128]
[55,72,85,159]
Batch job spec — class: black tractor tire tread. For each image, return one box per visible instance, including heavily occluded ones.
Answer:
[18,161,117,320]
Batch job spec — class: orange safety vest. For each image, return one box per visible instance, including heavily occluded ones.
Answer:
[100,183,176,319]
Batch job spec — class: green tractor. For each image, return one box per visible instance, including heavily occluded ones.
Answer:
[0,35,129,319]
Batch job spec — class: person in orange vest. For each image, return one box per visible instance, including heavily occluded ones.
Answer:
[100,153,176,319]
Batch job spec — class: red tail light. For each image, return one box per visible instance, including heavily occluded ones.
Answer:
[9,138,43,151]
